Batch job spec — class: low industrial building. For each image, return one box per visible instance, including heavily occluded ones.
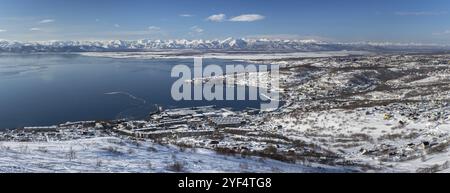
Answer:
[209,117,246,128]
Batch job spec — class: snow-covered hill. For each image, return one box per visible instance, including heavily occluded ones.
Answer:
[1,38,448,52]
[0,137,347,173]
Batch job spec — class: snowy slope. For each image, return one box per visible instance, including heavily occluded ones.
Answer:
[0,137,348,173]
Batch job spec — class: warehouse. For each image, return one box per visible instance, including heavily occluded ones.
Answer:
[209,117,246,128]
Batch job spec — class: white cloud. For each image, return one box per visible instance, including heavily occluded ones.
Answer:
[114,24,120,28]
[0,29,6,32]
[395,11,447,16]
[38,19,55,24]
[207,14,226,22]
[180,14,193,17]
[190,26,204,33]
[148,26,161,31]
[189,26,204,35]
[230,14,265,22]
[30,28,42,31]
[432,30,450,36]
[206,13,265,22]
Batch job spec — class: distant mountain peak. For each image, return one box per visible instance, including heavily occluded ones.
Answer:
[0,38,448,52]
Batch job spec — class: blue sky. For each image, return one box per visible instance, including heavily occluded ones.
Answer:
[0,0,450,43]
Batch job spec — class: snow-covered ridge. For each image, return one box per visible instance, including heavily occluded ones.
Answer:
[0,38,449,52]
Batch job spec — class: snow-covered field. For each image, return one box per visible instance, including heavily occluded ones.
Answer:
[0,137,344,173]
[269,106,450,172]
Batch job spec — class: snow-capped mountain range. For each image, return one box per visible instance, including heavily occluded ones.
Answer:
[0,38,448,52]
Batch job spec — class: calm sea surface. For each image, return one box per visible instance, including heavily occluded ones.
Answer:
[0,53,262,129]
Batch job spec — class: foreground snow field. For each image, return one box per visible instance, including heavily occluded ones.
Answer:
[0,137,346,173]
